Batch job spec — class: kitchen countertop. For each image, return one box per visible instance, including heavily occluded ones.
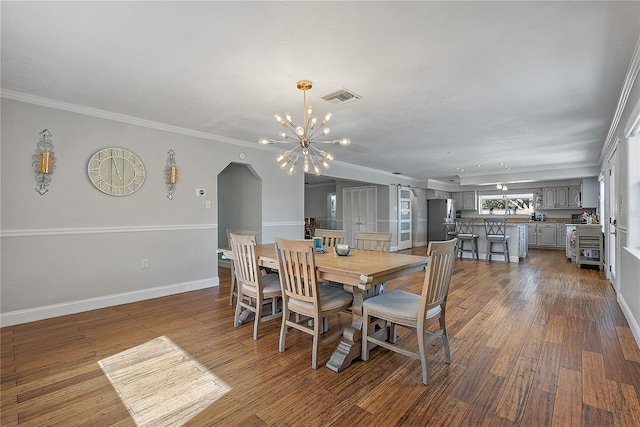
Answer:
[470,217,571,224]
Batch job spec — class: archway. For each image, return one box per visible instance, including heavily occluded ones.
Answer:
[217,163,262,250]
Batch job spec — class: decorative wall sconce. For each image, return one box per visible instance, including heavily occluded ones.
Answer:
[32,129,56,195]
[164,149,178,199]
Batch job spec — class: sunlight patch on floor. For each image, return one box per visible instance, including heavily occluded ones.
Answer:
[99,336,230,426]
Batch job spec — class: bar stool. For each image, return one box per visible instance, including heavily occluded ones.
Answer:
[455,218,479,260]
[484,218,510,263]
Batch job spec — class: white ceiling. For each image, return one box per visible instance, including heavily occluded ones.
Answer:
[2,1,639,186]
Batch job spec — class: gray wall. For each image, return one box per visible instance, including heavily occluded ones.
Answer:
[1,97,415,325]
[0,98,302,324]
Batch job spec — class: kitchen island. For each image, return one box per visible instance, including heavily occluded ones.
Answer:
[455,219,528,262]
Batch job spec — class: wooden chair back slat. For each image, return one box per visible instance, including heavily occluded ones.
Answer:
[353,231,391,252]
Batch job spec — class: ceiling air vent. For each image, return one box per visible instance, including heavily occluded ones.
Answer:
[322,88,362,105]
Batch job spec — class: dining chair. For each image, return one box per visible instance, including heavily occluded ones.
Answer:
[230,232,282,340]
[274,237,353,369]
[226,228,258,306]
[484,218,510,263]
[314,229,345,248]
[454,218,479,260]
[354,231,392,293]
[361,238,457,385]
[353,231,391,252]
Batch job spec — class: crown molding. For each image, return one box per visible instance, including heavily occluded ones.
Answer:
[0,89,260,149]
[600,33,640,162]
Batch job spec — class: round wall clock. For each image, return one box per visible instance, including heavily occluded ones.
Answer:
[88,147,145,196]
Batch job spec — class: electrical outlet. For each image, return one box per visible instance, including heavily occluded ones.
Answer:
[141,259,148,269]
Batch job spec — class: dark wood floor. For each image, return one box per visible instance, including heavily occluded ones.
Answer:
[2,248,640,426]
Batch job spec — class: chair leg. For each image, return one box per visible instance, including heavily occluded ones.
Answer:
[504,241,510,263]
[312,316,320,369]
[279,308,288,353]
[388,322,398,344]
[229,261,236,307]
[474,238,479,260]
[233,294,243,328]
[253,297,262,340]
[417,326,428,385]
[440,316,451,363]
[361,308,370,361]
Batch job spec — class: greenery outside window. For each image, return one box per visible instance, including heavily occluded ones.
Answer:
[479,193,533,216]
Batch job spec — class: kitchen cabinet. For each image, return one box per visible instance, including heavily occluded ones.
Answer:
[538,224,558,246]
[452,191,477,210]
[528,224,538,246]
[542,186,579,209]
[452,192,463,208]
[528,223,564,247]
[580,178,598,208]
[556,225,566,249]
[462,191,477,210]
[427,189,451,200]
[568,187,581,208]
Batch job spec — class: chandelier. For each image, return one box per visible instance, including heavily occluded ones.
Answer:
[259,80,351,175]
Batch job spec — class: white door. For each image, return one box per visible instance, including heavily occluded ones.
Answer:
[343,187,377,246]
[398,186,412,250]
[607,147,618,289]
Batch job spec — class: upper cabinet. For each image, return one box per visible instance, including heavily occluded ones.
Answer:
[581,178,598,208]
[542,179,598,209]
[426,189,451,200]
[452,192,463,207]
[543,186,580,209]
[568,187,581,208]
[452,191,477,210]
[462,191,477,210]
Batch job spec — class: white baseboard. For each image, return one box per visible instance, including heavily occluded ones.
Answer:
[0,278,219,327]
[618,293,640,350]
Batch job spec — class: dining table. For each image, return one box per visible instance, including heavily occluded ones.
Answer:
[219,243,429,372]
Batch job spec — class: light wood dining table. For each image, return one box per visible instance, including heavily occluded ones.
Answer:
[219,243,429,372]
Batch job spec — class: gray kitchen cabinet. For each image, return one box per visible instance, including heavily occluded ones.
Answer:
[543,187,579,209]
[556,224,566,248]
[529,223,565,248]
[538,224,558,246]
[451,191,476,210]
[528,224,538,246]
[462,191,477,210]
[568,187,581,208]
[542,188,556,209]
[452,192,463,208]
[580,178,598,208]
[427,189,451,200]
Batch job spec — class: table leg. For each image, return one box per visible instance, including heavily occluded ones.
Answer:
[326,284,387,372]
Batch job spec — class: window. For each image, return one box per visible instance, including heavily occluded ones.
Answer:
[479,193,533,216]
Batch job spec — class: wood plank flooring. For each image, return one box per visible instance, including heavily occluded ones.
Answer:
[2,248,640,426]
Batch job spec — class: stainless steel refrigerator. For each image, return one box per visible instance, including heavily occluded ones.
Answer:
[427,199,456,242]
